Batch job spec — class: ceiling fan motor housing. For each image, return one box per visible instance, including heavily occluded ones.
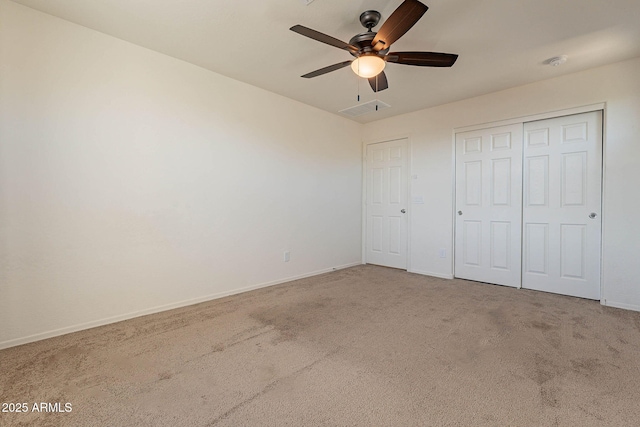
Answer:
[349,31,389,57]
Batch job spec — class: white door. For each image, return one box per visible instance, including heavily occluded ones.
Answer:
[522,111,602,299]
[365,139,408,269]
[454,124,523,287]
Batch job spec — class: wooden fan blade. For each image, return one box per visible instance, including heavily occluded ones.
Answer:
[368,71,389,92]
[290,25,358,53]
[386,51,458,67]
[301,60,353,78]
[372,0,428,51]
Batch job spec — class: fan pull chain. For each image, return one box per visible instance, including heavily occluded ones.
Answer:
[357,61,360,102]
[375,75,379,111]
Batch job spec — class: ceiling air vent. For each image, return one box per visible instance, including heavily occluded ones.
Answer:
[339,100,390,117]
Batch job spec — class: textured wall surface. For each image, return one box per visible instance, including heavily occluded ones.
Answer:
[0,1,362,348]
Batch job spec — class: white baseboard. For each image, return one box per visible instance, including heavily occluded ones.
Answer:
[409,269,454,280]
[601,299,640,313]
[0,262,362,351]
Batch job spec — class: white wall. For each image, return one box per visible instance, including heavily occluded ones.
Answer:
[0,1,362,348]
[362,56,640,311]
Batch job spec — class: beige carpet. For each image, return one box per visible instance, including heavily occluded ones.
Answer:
[1,265,640,426]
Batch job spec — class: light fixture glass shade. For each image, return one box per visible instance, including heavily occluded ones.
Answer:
[351,55,386,78]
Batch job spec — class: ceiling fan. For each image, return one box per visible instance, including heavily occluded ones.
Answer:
[290,0,458,92]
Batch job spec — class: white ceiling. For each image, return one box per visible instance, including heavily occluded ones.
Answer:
[10,0,640,123]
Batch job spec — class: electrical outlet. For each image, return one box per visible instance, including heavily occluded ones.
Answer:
[284,251,290,262]
[438,249,447,258]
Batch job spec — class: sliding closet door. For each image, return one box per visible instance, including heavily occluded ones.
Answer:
[522,111,602,299]
[455,124,523,287]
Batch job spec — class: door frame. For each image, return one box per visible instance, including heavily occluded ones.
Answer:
[452,102,606,301]
[362,135,413,271]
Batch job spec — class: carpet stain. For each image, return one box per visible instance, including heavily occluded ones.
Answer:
[545,331,562,350]
[530,320,555,331]
[607,344,621,356]
[540,384,560,408]
[226,329,272,349]
[250,297,334,342]
[571,315,589,328]
[570,358,602,377]
[579,405,605,422]
[158,371,173,381]
[572,332,586,340]
[533,353,560,385]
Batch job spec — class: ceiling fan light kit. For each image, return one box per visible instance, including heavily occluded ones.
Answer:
[290,0,458,93]
[351,54,386,78]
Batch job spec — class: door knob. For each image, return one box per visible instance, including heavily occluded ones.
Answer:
[458,211,463,216]
[401,209,406,214]
[589,212,597,219]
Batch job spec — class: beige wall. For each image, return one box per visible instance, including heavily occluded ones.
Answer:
[362,56,640,311]
[0,1,362,348]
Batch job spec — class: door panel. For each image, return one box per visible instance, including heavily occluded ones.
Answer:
[455,124,523,287]
[491,158,511,206]
[524,223,548,275]
[522,111,602,299]
[463,220,482,266]
[526,156,549,206]
[562,152,587,206]
[490,221,510,270]
[366,139,408,269]
[465,161,482,205]
[560,224,586,279]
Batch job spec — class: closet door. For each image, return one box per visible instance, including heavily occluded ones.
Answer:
[455,124,523,287]
[522,111,602,299]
